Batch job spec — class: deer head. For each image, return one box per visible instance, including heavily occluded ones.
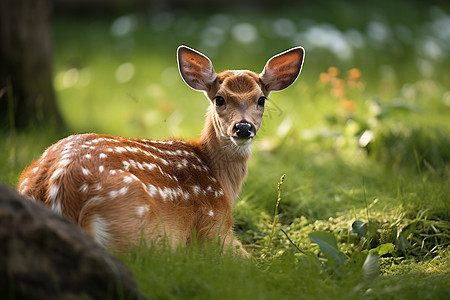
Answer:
[177,46,305,152]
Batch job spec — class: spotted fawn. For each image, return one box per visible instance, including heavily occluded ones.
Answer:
[18,45,305,256]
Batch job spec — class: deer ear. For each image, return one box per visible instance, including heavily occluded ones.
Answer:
[259,46,305,92]
[177,46,217,91]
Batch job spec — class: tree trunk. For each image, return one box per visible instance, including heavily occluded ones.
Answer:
[0,0,63,130]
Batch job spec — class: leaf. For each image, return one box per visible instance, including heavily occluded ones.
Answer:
[352,220,367,238]
[309,231,346,266]
[369,243,395,256]
[396,221,420,252]
[361,253,380,281]
[396,232,410,252]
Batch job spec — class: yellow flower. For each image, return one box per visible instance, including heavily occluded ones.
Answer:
[319,72,330,84]
[348,68,361,80]
[328,66,339,77]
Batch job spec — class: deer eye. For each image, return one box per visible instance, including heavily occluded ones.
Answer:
[214,96,225,106]
[258,96,266,107]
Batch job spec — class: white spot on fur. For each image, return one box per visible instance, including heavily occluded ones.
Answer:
[64,141,74,149]
[147,184,158,197]
[214,189,224,197]
[79,183,89,193]
[93,183,102,191]
[177,159,189,169]
[160,187,175,201]
[136,206,149,217]
[60,153,71,160]
[159,158,169,165]
[109,190,119,198]
[81,167,91,176]
[110,170,117,175]
[130,146,140,152]
[32,167,39,173]
[51,201,63,215]
[157,169,178,182]
[129,159,137,168]
[143,162,156,170]
[58,159,71,168]
[192,186,201,195]
[41,150,49,159]
[136,161,144,170]
[119,186,128,195]
[99,165,104,173]
[85,153,92,159]
[153,140,174,145]
[123,161,130,171]
[19,178,30,193]
[48,184,59,201]
[48,184,62,215]
[208,210,214,217]
[175,186,183,197]
[115,147,127,153]
[99,153,107,159]
[106,138,120,143]
[19,185,29,195]
[91,215,110,248]
[124,176,133,183]
[145,150,157,159]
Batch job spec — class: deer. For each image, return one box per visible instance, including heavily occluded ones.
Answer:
[17,45,305,257]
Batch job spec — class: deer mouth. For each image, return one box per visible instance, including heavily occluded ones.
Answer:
[231,135,253,147]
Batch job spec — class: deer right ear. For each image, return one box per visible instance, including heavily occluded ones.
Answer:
[259,46,305,92]
[177,46,217,91]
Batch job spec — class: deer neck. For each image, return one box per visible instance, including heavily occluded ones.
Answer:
[196,107,251,206]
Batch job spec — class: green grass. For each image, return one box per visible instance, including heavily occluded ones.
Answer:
[1,1,449,299]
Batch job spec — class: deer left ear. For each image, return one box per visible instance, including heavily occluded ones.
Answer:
[177,45,217,91]
[259,47,305,92]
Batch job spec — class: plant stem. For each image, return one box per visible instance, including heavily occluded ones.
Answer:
[268,174,286,248]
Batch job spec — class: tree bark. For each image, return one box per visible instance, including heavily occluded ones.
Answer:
[0,0,63,130]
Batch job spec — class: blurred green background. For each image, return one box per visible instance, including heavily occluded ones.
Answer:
[53,1,450,140]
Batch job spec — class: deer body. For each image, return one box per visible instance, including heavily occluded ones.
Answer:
[18,46,304,256]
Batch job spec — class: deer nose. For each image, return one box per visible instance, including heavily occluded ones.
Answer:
[234,121,253,138]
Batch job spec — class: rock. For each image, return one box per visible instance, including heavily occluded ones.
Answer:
[0,184,146,300]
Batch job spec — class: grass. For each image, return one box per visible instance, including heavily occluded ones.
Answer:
[1,1,449,299]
